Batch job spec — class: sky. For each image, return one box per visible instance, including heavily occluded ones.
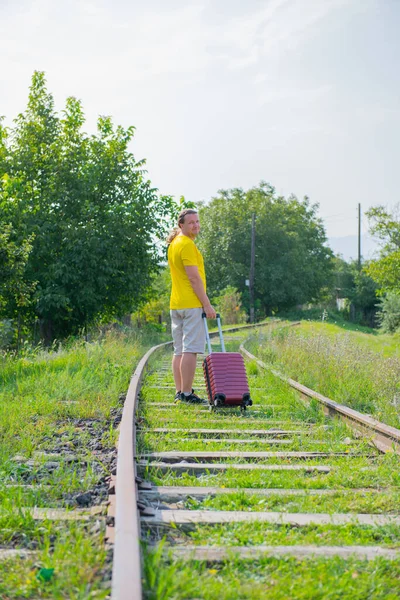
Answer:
[1,0,399,250]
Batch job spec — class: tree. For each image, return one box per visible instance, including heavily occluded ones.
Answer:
[0,72,176,342]
[376,293,400,333]
[330,257,379,326]
[197,182,333,316]
[366,205,400,252]
[0,224,35,345]
[365,205,400,296]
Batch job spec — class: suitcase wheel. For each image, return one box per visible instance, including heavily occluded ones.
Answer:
[213,394,226,407]
[240,395,253,411]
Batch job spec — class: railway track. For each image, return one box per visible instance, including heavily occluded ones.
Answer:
[109,323,400,600]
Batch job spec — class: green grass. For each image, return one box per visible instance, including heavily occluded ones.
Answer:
[142,552,400,600]
[141,340,400,599]
[0,328,162,598]
[0,522,110,599]
[182,489,400,514]
[245,322,400,428]
[289,320,400,358]
[183,521,400,548]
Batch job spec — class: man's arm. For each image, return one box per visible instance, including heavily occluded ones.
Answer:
[185,266,216,318]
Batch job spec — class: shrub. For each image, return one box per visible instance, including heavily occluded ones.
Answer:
[212,286,247,325]
[377,293,400,333]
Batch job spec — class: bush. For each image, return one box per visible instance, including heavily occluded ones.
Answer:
[376,293,400,333]
[0,320,14,350]
[212,286,247,325]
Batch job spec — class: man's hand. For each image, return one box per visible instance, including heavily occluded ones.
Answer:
[203,303,217,319]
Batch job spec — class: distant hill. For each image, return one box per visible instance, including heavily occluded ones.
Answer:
[328,235,380,262]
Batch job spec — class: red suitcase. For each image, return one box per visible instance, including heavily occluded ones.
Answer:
[202,313,252,411]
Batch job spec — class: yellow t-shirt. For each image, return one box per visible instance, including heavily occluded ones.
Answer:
[168,234,206,309]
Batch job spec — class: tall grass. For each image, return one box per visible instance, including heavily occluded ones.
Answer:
[247,326,400,428]
[0,327,167,459]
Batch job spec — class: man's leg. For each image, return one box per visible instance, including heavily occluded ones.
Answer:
[179,308,205,403]
[171,310,183,397]
[172,354,182,393]
[180,352,197,393]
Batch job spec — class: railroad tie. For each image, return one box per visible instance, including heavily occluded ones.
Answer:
[141,509,400,527]
[156,545,400,561]
[139,450,359,461]
[137,461,331,474]
[139,486,380,501]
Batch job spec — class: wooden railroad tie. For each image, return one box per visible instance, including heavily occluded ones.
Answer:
[137,461,331,474]
[138,427,317,436]
[139,485,383,501]
[139,450,362,461]
[141,509,400,527]
[156,545,400,561]
[0,506,105,521]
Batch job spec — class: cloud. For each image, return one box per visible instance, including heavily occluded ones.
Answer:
[0,0,359,82]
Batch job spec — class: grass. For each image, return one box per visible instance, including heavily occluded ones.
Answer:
[0,522,110,600]
[288,320,400,358]
[142,552,400,600]
[140,334,400,599]
[0,327,163,598]
[245,322,400,428]
[3,319,397,598]
[182,489,400,514]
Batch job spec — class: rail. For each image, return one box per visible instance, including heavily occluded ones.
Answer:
[111,319,400,599]
[240,343,400,453]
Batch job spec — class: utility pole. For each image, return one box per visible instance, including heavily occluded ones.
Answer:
[249,213,255,323]
[358,203,361,271]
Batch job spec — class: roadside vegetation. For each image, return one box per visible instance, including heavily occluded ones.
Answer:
[0,327,164,599]
[245,322,400,428]
[139,331,400,600]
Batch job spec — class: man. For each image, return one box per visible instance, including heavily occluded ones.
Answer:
[167,209,216,403]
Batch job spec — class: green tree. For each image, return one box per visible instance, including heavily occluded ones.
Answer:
[331,257,379,326]
[376,293,400,333]
[198,182,333,316]
[0,72,175,342]
[366,205,400,252]
[365,205,400,296]
[0,224,35,344]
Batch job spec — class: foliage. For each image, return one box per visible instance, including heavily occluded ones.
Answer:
[197,182,334,316]
[0,224,35,315]
[0,72,178,343]
[248,323,400,427]
[0,327,163,599]
[133,269,172,330]
[329,257,378,326]
[365,205,400,296]
[0,320,14,349]
[366,205,400,252]
[376,293,400,333]
[212,286,247,324]
[366,251,400,295]
[141,336,400,599]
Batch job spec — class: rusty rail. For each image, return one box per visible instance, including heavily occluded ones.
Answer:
[111,340,172,600]
[111,319,399,598]
[240,344,400,453]
[111,320,277,599]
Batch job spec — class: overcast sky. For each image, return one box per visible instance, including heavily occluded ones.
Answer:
[1,0,399,244]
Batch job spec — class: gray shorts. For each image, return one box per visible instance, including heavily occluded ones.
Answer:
[170,308,206,355]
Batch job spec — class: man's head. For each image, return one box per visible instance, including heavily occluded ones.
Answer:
[178,209,200,240]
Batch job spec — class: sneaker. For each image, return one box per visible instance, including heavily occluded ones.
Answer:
[174,390,181,403]
[179,391,204,404]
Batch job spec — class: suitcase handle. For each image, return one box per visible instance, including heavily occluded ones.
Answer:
[202,313,226,353]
